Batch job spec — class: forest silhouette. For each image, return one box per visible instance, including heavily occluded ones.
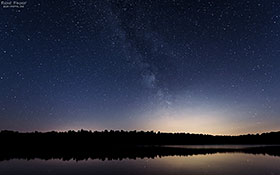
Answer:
[0,130,280,161]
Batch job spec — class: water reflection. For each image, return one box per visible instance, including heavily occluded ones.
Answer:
[0,145,280,161]
[1,153,280,175]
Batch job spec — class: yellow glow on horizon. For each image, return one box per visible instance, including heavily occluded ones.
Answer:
[144,110,280,135]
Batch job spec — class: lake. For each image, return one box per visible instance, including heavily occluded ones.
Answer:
[1,152,280,175]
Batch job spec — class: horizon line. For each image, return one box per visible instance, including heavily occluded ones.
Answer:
[1,129,280,137]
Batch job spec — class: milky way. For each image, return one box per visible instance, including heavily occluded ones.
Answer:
[1,0,280,134]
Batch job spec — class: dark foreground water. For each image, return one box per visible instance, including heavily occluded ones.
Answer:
[1,152,280,175]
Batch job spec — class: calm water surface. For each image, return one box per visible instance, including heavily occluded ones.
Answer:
[1,153,280,175]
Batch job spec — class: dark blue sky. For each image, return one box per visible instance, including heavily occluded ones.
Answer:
[1,0,280,134]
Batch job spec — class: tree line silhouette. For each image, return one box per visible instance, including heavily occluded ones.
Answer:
[1,130,280,146]
[0,130,280,161]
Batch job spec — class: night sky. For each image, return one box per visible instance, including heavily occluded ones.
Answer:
[1,0,280,135]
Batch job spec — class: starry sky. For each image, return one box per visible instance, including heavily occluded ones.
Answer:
[1,0,280,135]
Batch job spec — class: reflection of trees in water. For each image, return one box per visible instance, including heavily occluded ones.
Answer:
[0,146,280,161]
